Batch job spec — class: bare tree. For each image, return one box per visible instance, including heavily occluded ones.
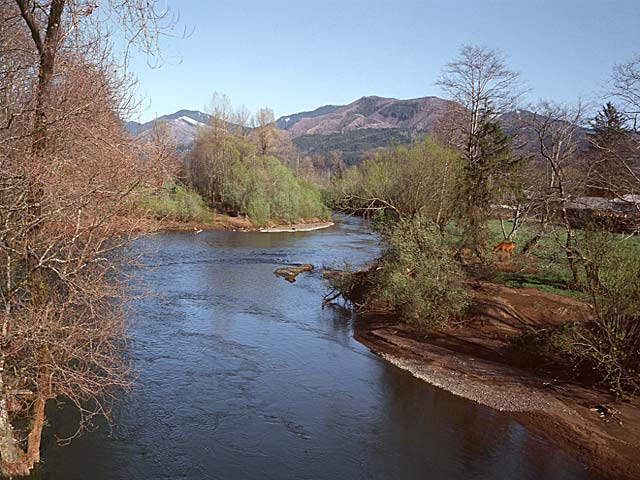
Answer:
[252,107,276,156]
[437,45,525,254]
[437,45,523,135]
[611,53,640,130]
[12,0,174,152]
[233,104,252,137]
[0,1,176,475]
[526,101,587,285]
[608,54,640,215]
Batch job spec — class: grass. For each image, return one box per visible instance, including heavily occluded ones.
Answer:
[491,271,590,299]
[484,218,640,299]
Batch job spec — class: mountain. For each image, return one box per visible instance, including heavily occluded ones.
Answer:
[276,96,455,138]
[132,97,594,166]
[275,104,342,130]
[275,96,460,164]
[125,110,211,147]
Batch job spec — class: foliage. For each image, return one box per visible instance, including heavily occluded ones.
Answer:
[437,45,525,255]
[510,232,640,397]
[455,120,525,253]
[188,127,329,226]
[0,1,176,474]
[326,137,464,228]
[373,215,470,326]
[585,102,636,197]
[577,231,640,396]
[137,185,215,223]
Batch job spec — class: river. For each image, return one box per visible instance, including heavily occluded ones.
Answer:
[31,216,598,479]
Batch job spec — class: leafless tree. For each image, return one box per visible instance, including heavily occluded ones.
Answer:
[0,1,176,475]
[607,54,640,214]
[436,45,525,254]
[611,53,640,131]
[525,101,589,285]
[251,107,276,156]
[437,45,524,139]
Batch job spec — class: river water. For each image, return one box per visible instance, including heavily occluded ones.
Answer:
[32,217,598,479]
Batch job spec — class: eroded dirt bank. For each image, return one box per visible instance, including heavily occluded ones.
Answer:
[353,282,640,480]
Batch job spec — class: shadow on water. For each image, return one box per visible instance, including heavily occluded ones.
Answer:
[29,215,599,480]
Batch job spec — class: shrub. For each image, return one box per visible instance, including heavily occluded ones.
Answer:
[374,215,470,326]
[578,238,640,397]
[138,185,215,223]
[515,237,640,397]
[188,125,330,225]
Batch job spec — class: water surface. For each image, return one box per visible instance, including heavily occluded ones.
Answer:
[35,217,598,479]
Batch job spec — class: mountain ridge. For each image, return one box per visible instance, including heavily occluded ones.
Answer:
[276,95,457,138]
[127,96,592,164]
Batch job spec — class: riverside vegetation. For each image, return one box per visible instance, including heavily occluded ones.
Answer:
[137,97,329,228]
[0,0,182,476]
[325,46,640,401]
[0,1,330,474]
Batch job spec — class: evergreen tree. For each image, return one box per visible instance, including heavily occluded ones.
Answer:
[458,117,524,255]
[590,102,627,145]
[586,103,631,197]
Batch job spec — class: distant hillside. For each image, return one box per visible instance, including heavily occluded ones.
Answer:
[276,104,341,130]
[293,128,417,166]
[125,110,211,147]
[132,97,594,166]
[277,96,455,138]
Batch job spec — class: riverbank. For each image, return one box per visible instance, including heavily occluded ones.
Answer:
[260,222,334,233]
[353,281,640,480]
[158,214,333,233]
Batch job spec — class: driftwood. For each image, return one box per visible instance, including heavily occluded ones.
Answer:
[274,264,314,283]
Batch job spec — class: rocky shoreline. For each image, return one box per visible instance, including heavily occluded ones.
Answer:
[352,283,640,480]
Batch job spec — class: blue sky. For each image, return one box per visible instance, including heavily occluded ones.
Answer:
[127,0,640,122]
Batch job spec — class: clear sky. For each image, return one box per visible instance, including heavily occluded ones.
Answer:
[127,0,640,122]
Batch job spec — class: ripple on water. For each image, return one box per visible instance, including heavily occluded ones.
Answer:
[36,216,599,480]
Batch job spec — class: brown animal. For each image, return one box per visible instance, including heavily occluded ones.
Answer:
[492,241,516,256]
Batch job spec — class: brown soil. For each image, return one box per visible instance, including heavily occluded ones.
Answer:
[354,281,640,480]
[159,215,331,233]
[160,214,256,232]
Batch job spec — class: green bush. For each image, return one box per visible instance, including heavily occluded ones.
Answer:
[326,137,463,228]
[374,215,470,326]
[138,185,215,223]
[220,155,329,226]
[513,238,640,397]
[188,127,330,226]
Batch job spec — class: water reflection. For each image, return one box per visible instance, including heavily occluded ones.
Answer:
[31,216,597,480]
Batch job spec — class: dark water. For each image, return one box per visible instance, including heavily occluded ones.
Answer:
[33,217,597,480]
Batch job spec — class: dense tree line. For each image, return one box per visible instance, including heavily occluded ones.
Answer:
[186,97,329,226]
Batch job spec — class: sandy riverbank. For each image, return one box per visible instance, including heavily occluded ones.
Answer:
[352,282,640,480]
[159,215,333,233]
[260,222,334,233]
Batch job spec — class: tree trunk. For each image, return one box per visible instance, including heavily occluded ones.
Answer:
[564,228,581,287]
[0,367,21,475]
[25,396,45,468]
[17,0,67,152]
[0,365,47,477]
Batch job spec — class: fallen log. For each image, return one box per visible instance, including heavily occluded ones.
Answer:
[274,264,314,283]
